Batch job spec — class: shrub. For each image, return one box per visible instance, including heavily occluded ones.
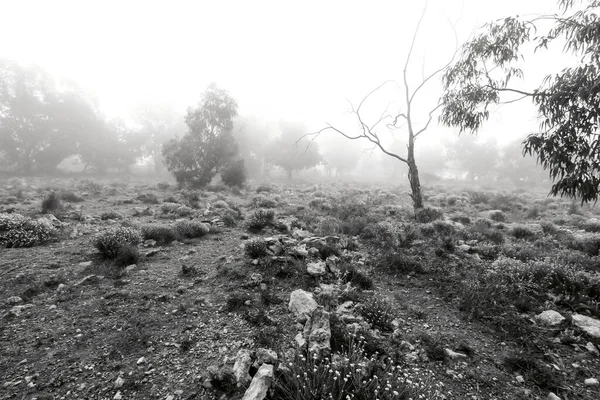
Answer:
[340,264,374,290]
[41,192,62,215]
[415,207,443,223]
[222,209,239,227]
[175,220,210,238]
[335,199,370,221]
[0,213,57,248]
[141,224,178,245]
[80,180,103,195]
[377,252,425,275]
[317,217,341,236]
[488,210,507,222]
[100,211,122,220]
[252,195,278,208]
[255,184,272,193]
[93,227,142,258]
[358,296,395,331]
[244,238,268,258]
[225,292,252,311]
[160,202,194,217]
[246,208,275,231]
[510,225,537,240]
[137,192,159,204]
[59,191,84,202]
[541,221,559,235]
[273,339,442,400]
[582,219,600,233]
[213,200,230,209]
[220,159,247,187]
[340,216,369,236]
[157,182,171,191]
[450,214,471,225]
[113,245,139,268]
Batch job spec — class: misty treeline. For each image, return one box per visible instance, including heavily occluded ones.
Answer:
[0,58,541,188]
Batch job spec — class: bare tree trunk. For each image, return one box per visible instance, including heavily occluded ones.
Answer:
[407,134,423,209]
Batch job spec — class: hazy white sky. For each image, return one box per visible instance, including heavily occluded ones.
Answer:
[1,0,560,145]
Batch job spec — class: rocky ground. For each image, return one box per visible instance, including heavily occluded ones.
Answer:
[1,177,600,400]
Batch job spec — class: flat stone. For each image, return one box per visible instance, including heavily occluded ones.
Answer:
[572,314,600,338]
[5,296,23,305]
[233,349,253,386]
[584,378,599,386]
[445,348,467,360]
[241,363,273,400]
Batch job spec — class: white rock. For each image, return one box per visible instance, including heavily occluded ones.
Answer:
[516,375,524,383]
[241,364,273,400]
[255,348,277,365]
[304,307,331,356]
[288,289,318,321]
[572,314,600,338]
[233,349,253,386]
[136,357,146,365]
[5,296,23,305]
[306,260,327,277]
[584,378,599,386]
[586,342,599,356]
[445,348,467,360]
[547,393,561,400]
[536,310,565,327]
[113,391,122,400]
[114,376,125,388]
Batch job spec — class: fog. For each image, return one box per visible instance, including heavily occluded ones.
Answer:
[0,0,566,186]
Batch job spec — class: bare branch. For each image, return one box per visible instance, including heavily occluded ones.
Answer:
[414,102,443,139]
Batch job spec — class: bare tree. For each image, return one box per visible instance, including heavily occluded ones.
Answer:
[303,3,456,210]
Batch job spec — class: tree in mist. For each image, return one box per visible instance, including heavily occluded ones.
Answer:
[0,60,84,173]
[304,4,456,210]
[321,136,362,178]
[497,138,548,186]
[233,116,274,178]
[133,105,186,174]
[268,121,322,179]
[441,0,600,202]
[162,83,239,188]
[447,135,499,182]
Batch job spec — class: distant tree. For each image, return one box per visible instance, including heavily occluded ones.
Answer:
[78,118,139,173]
[0,59,91,173]
[132,105,186,173]
[162,83,239,188]
[441,0,600,202]
[220,158,247,187]
[497,138,548,186]
[304,4,457,210]
[447,135,499,181]
[233,116,275,177]
[267,121,322,179]
[321,136,362,178]
[416,143,447,178]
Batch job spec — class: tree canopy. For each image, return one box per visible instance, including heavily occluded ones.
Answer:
[441,0,600,202]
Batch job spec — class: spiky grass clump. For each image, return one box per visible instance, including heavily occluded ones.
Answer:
[358,296,396,331]
[244,238,269,258]
[0,213,57,248]
[41,191,62,215]
[246,208,275,231]
[92,226,142,258]
[160,202,194,217]
[175,220,210,238]
[140,224,178,245]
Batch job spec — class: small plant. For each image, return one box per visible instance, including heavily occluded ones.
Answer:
[252,195,278,208]
[225,292,252,311]
[358,296,395,331]
[415,207,443,223]
[175,220,210,238]
[220,159,247,187]
[141,224,178,245]
[113,245,139,268]
[511,224,536,240]
[244,238,268,258]
[41,191,62,215]
[246,208,275,231]
[137,192,159,204]
[340,264,374,290]
[378,252,425,275]
[489,210,507,222]
[80,180,103,196]
[255,184,272,193]
[0,213,57,248]
[92,226,142,258]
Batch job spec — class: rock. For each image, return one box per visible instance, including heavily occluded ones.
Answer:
[288,289,318,321]
[144,239,157,247]
[75,275,101,286]
[56,283,67,293]
[114,376,125,388]
[572,314,600,338]
[547,393,561,400]
[125,265,137,274]
[585,342,599,356]
[241,363,273,400]
[255,348,277,365]
[445,349,468,360]
[233,349,253,386]
[584,378,599,386]
[536,310,565,327]
[145,249,161,257]
[306,260,327,277]
[114,391,122,400]
[137,357,146,365]
[325,255,341,274]
[78,261,93,268]
[290,245,309,258]
[516,375,524,383]
[5,296,23,305]
[304,307,331,357]
[457,244,471,252]
[295,332,306,348]
[318,283,338,298]
[308,247,320,258]
[292,229,311,240]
